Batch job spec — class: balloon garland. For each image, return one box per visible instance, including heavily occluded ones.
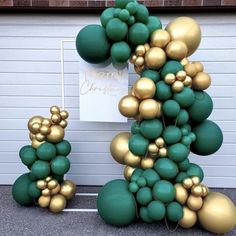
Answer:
[12,106,76,213]
[76,0,236,233]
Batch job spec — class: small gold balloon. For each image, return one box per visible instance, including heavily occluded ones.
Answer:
[187,195,203,211]
[159,147,167,157]
[150,29,170,48]
[145,47,166,70]
[124,165,135,181]
[29,132,35,141]
[164,73,176,85]
[59,120,67,128]
[198,192,236,234]
[46,176,52,182]
[37,180,47,190]
[40,125,51,135]
[119,95,140,118]
[42,188,51,196]
[180,58,189,66]
[135,57,145,67]
[176,70,187,81]
[124,151,141,168]
[183,76,192,86]
[201,185,209,197]
[46,125,64,143]
[166,40,188,61]
[172,81,184,92]
[60,110,69,120]
[144,43,150,52]
[50,106,60,114]
[139,99,162,119]
[184,63,197,78]
[179,206,197,228]
[28,116,44,132]
[48,180,58,190]
[49,194,67,213]
[141,157,154,169]
[192,72,211,90]
[134,65,144,74]
[183,178,193,189]
[135,45,146,56]
[51,184,61,195]
[60,181,76,200]
[31,122,41,134]
[191,186,202,197]
[148,143,159,153]
[175,183,188,205]
[35,133,45,142]
[31,139,44,149]
[110,132,131,164]
[130,53,137,64]
[193,61,204,72]
[38,196,51,208]
[191,176,200,185]
[155,137,165,148]
[42,118,51,126]
[51,114,61,124]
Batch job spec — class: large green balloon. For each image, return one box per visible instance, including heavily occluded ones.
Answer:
[111,41,131,63]
[163,126,182,144]
[128,23,149,45]
[131,121,140,134]
[141,70,160,83]
[168,143,190,162]
[162,100,180,118]
[134,4,149,23]
[139,206,154,223]
[19,145,37,167]
[76,25,110,64]
[140,119,163,139]
[161,60,183,78]
[136,187,152,205]
[55,140,71,156]
[100,8,115,27]
[146,16,162,34]
[155,81,172,101]
[147,200,166,221]
[142,169,160,187]
[12,173,34,206]
[28,181,41,199]
[176,109,189,126]
[36,142,56,161]
[173,87,195,108]
[51,156,70,176]
[31,160,50,179]
[106,18,128,41]
[186,163,204,181]
[188,91,213,122]
[128,134,149,156]
[166,202,183,222]
[97,179,137,226]
[153,180,175,203]
[154,158,179,180]
[191,120,223,155]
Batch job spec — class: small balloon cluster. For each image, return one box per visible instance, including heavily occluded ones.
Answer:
[12,106,76,213]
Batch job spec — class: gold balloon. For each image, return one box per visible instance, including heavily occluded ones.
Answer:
[118,95,140,118]
[183,178,193,189]
[60,181,76,200]
[172,81,184,92]
[192,72,211,90]
[166,40,188,60]
[183,76,192,86]
[48,180,58,190]
[192,176,200,185]
[60,110,69,119]
[40,125,51,135]
[51,184,61,195]
[49,194,67,213]
[46,176,52,182]
[31,138,44,149]
[59,120,67,128]
[179,206,197,228]
[36,133,45,142]
[187,195,203,211]
[37,180,47,190]
[124,165,135,180]
[191,185,203,197]
[135,57,145,67]
[124,151,141,168]
[148,143,159,153]
[130,53,137,64]
[166,17,201,56]
[28,116,44,132]
[42,118,51,126]
[29,132,35,141]
[193,61,204,72]
[50,106,60,114]
[42,188,51,196]
[198,192,236,234]
[144,43,150,52]
[164,73,176,85]
[150,29,170,48]
[141,157,154,169]
[38,196,51,208]
[46,125,64,143]
[184,63,197,78]
[134,65,144,74]
[139,99,162,119]
[175,183,188,205]
[155,137,165,148]
[201,185,209,197]
[135,45,146,56]
[180,58,189,66]
[51,114,61,124]
[110,132,131,164]
[176,70,187,81]
[159,147,167,157]
[31,122,41,134]
[145,47,166,70]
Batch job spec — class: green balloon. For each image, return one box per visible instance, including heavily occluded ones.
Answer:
[178,158,190,171]
[31,160,50,179]
[175,172,188,183]
[126,2,138,15]
[119,9,130,21]
[36,142,56,161]
[134,4,149,23]
[131,168,143,182]
[168,143,190,162]
[173,87,195,108]
[140,207,154,223]
[142,169,160,187]
[128,134,149,156]
[191,120,223,155]
[147,200,166,221]
[154,158,179,180]
[181,127,189,136]
[19,145,37,167]
[146,16,162,34]
[12,173,34,206]
[114,8,122,17]
[115,0,134,9]
[51,156,70,176]
[176,109,189,126]
[111,41,131,63]
[161,60,183,78]
[55,140,71,156]
[76,25,110,64]
[136,187,152,205]
[153,180,175,203]
[106,18,128,41]
[128,23,149,45]
[162,100,180,118]
[189,132,196,142]
[181,136,192,146]
[186,163,204,181]
[141,70,160,83]
[188,91,213,122]
[52,174,64,183]
[28,172,37,181]
[97,179,137,226]
[127,16,135,25]
[166,202,183,222]
[100,8,115,27]
[28,181,41,199]
[163,126,182,144]
[131,121,140,134]
[137,176,147,187]
[140,119,163,139]
[155,81,172,101]
[129,182,139,193]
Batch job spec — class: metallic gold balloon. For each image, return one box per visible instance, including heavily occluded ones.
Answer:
[183,178,193,189]
[144,43,150,52]
[175,183,188,205]
[135,45,146,56]
[172,81,184,92]
[124,165,135,181]
[192,176,200,185]
[145,47,166,70]
[60,181,76,200]
[166,40,188,60]
[139,99,162,119]
[36,133,45,142]
[184,63,197,78]
[49,194,67,213]
[51,114,61,124]
[59,120,68,128]
[118,95,140,118]
[42,188,51,196]
[38,195,51,208]
[193,61,204,72]
[46,176,52,182]
[159,147,167,157]
[48,180,58,190]
[110,132,131,164]
[37,180,47,190]
[187,195,203,211]
[176,70,187,81]
[179,206,197,228]
[150,29,171,48]
[134,65,144,74]
[191,185,203,197]
[192,72,211,90]
[29,132,35,141]
[31,122,41,134]
[148,143,159,153]
[28,116,44,132]
[32,138,44,149]
[201,185,209,197]
[42,118,51,127]
[51,184,61,195]
[155,137,165,148]
[124,151,141,168]
[165,17,201,56]
[164,73,176,85]
[50,106,60,114]
[141,157,154,169]
[180,58,189,66]
[60,110,69,120]
[183,76,192,86]
[40,125,51,135]
[198,192,236,234]
[46,125,64,143]
[135,57,145,67]
[134,77,156,100]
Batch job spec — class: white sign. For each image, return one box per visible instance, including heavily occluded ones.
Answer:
[79,61,128,122]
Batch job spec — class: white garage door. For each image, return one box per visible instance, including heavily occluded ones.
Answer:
[0,13,235,187]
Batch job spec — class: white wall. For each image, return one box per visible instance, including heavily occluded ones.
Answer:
[0,13,235,187]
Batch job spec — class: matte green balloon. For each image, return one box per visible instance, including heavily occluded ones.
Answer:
[139,206,154,223]
[106,18,128,41]
[178,158,190,171]
[155,81,172,101]
[140,119,163,139]
[168,143,190,162]
[51,156,70,176]
[153,180,175,203]
[188,91,213,122]
[76,25,110,64]
[137,176,147,187]
[131,168,143,182]
[115,0,134,9]
[186,163,204,181]
[191,120,223,155]
[55,140,71,156]
[189,132,196,142]
[128,134,149,156]
[28,181,41,199]
[147,200,166,221]
[97,179,137,226]
[163,126,182,144]
[31,160,50,179]
[181,127,189,136]
[126,2,138,15]
[128,23,149,45]
[127,16,135,25]
[100,8,115,27]
[161,60,183,78]
[131,121,140,134]
[129,182,139,193]
[142,169,160,187]
[119,9,130,21]
[154,158,179,180]
[114,8,122,17]
[166,202,183,222]
[162,100,181,118]
[19,145,37,167]
[146,16,162,34]
[175,172,188,183]
[141,70,160,83]
[134,4,149,23]
[12,173,34,206]
[136,187,152,205]
[176,109,189,126]
[29,172,37,181]
[181,136,192,146]
[36,142,56,161]
[111,41,131,63]
[173,87,195,108]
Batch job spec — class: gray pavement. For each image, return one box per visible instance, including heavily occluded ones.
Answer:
[0,185,235,236]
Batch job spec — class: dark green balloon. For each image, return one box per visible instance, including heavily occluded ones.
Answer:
[173,87,195,108]
[106,18,128,41]
[161,60,183,78]
[128,23,149,45]
[134,4,149,23]
[141,70,160,83]
[129,181,139,193]
[162,100,180,118]
[126,2,138,15]
[163,126,182,144]
[140,206,154,223]
[76,25,110,64]
[153,180,175,203]
[12,173,34,206]
[168,143,190,162]
[97,179,137,226]
[28,172,37,181]
[31,160,50,179]
[19,145,37,167]
[55,140,71,156]
[181,136,192,146]
[128,134,149,156]
[51,156,70,176]
[142,169,160,187]
[36,142,56,161]
[28,182,41,199]
[140,119,163,139]
[189,132,197,142]
[178,158,190,171]
[119,9,130,21]
[131,121,140,134]
[154,158,179,180]
[137,176,147,187]
[181,127,190,136]
[166,202,183,222]
[176,109,189,126]
[191,120,223,155]
[188,91,213,122]
[52,174,64,183]
[186,163,204,181]
[147,200,166,221]
[111,41,131,63]
[175,172,188,183]
[100,8,115,27]
[146,16,162,35]
[136,187,152,205]
[155,81,172,101]
[115,0,134,9]
[131,168,143,182]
